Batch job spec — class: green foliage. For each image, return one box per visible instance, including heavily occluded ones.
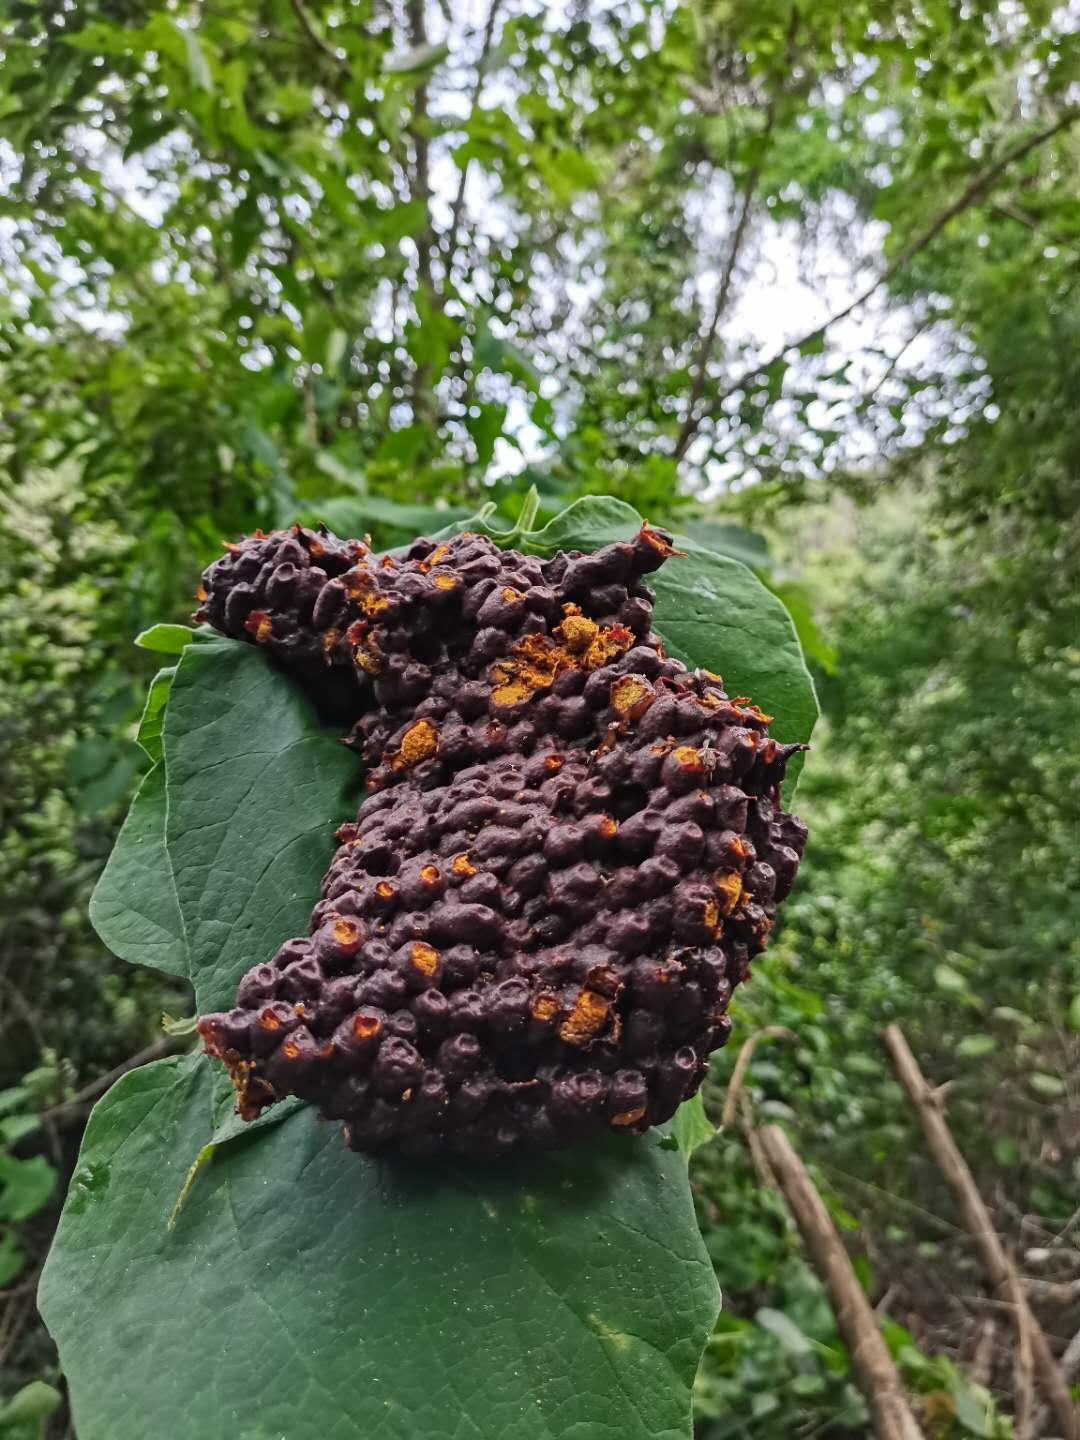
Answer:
[2,0,1079,1432]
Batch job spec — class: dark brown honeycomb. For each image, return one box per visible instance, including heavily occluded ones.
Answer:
[196,522,807,1154]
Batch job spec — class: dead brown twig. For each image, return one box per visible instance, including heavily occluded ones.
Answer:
[720,1025,795,1129]
[758,1124,926,1440]
[883,1024,1079,1440]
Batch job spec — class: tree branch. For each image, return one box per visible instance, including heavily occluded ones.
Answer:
[720,1025,794,1128]
[441,0,502,268]
[884,1024,1079,1440]
[40,1036,183,1126]
[673,101,776,461]
[689,108,1080,443]
[289,0,354,79]
[405,0,439,425]
[758,1124,926,1440]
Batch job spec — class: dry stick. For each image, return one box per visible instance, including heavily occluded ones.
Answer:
[673,101,777,462]
[757,1124,926,1440]
[1034,1331,1080,1440]
[289,0,354,78]
[883,1024,1079,1440]
[441,0,502,264]
[720,1024,794,1129]
[687,108,1080,445]
[39,1036,181,1126]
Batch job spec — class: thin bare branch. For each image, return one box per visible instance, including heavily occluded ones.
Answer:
[720,1025,794,1128]
[40,1036,182,1125]
[758,1124,926,1440]
[673,102,776,461]
[689,108,1080,443]
[289,0,354,79]
[884,1024,1079,1440]
[442,0,502,267]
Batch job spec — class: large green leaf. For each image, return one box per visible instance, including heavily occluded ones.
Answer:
[47,510,736,1440]
[41,1052,719,1440]
[88,762,187,979]
[162,634,361,1011]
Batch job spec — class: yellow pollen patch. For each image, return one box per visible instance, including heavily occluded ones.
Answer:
[491,677,533,707]
[410,942,439,977]
[611,1107,647,1129]
[559,989,611,1047]
[245,611,273,643]
[258,1008,282,1031]
[583,626,634,669]
[420,864,441,886]
[702,899,720,931]
[544,755,564,772]
[375,881,396,900]
[196,583,208,602]
[396,719,439,767]
[432,572,458,591]
[343,567,374,597]
[282,1038,302,1060]
[531,994,558,1022]
[501,587,523,602]
[714,872,743,916]
[597,815,618,839]
[451,853,477,877]
[610,675,654,718]
[354,647,382,675]
[361,594,389,616]
[673,745,703,771]
[352,1013,381,1041]
[558,614,599,653]
[333,917,362,948]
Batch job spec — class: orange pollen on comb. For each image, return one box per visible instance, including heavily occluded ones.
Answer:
[343,568,373,597]
[362,594,390,616]
[245,611,273,643]
[395,719,439,768]
[610,675,654,718]
[196,583,208,602]
[450,853,477,877]
[639,524,677,558]
[420,864,441,886]
[673,745,703,771]
[531,994,558,1022]
[258,1008,281,1031]
[544,755,564,772]
[714,871,743,917]
[703,899,720,931]
[597,815,618,839]
[410,942,439,977]
[611,1107,647,1129]
[374,881,396,900]
[354,648,382,676]
[559,989,611,1047]
[501,587,523,602]
[332,917,362,950]
[583,625,634,669]
[352,1013,381,1041]
[557,614,599,653]
[432,572,458,591]
[282,1038,302,1060]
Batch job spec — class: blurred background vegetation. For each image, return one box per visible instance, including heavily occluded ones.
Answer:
[0,0,1078,1434]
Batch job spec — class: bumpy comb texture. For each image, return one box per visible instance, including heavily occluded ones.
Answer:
[196,523,807,1155]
